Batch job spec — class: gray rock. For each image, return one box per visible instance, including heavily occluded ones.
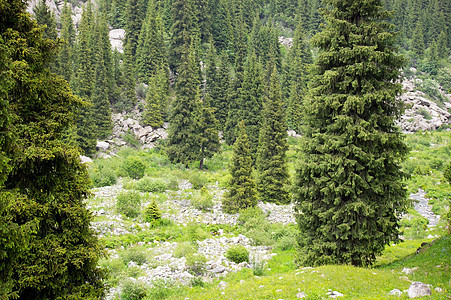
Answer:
[109,29,125,53]
[407,282,431,298]
[79,155,93,164]
[97,141,110,151]
[388,289,402,296]
[211,266,226,274]
[296,292,307,298]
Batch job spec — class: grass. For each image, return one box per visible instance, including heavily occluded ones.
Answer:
[88,131,451,299]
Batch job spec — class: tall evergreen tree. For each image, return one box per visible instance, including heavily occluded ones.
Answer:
[166,43,201,167]
[210,53,231,130]
[135,0,167,84]
[57,1,75,83]
[33,0,57,40]
[197,93,220,170]
[257,67,290,204]
[169,0,199,73]
[0,0,105,297]
[92,50,112,139]
[122,41,137,111]
[412,20,425,57]
[142,67,168,128]
[222,121,258,213]
[294,0,408,267]
[124,0,143,58]
[284,16,312,133]
[238,52,264,162]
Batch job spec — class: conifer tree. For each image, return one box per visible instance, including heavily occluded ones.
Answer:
[257,67,290,204]
[284,16,312,133]
[135,0,167,84]
[412,20,425,57]
[437,30,448,59]
[223,121,258,213]
[169,0,199,73]
[294,0,408,267]
[57,1,75,83]
[73,0,97,155]
[0,0,105,297]
[33,0,57,40]
[197,93,220,170]
[238,52,264,161]
[124,0,142,57]
[92,50,112,139]
[166,43,201,167]
[142,68,168,128]
[122,42,137,110]
[210,53,231,130]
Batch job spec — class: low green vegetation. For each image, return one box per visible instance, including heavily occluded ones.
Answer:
[87,131,450,299]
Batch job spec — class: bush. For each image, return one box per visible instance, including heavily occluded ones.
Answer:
[250,257,266,276]
[187,224,210,244]
[172,242,197,258]
[191,187,214,211]
[120,246,148,265]
[117,191,141,218]
[123,156,146,179]
[90,166,117,187]
[146,280,179,299]
[185,253,207,275]
[121,279,147,300]
[136,177,168,192]
[144,199,162,222]
[186,172,208,189]
[225,245,249,264]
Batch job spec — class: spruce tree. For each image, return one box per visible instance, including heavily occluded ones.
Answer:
[238,52,264,162]
[197,93,220,170]
[257,68,290,204]
[166,43,201,167]
[223,121,258,213]
[284,16,312,133]
[0,0,105,297]
[124,0,142,57]
[57,1,75,83]
[412,20,425,57]
[210,53,231,130]
[294,0,408,267]
[142,67,168,128]
[135,0,167,84]
[33,0,57,40]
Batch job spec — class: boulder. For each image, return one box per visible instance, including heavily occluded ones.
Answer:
[96,141,110,151]
[109,29,125,53]
[79,155,93,164]
[407,282,431,298]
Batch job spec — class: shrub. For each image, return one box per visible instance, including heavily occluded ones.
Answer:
[144,199,162,222]
[225,245,249,264]
[191,187,214,211]
[90,166,117,187]
[123,156,146,179]
[251,257,266,276]
[190,277,205,287]
[120,246,148,265]
[147,280,179,299]
[136,177,168,192]
[172,242,197,258]
[121,279,147,300]
[237,206,266,225]
[186,172,208,189]
[117,191,141,218]
[185,253,207,275]
[187,224,210,244]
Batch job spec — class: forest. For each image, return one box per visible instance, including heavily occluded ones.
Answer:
[0,0,450,299]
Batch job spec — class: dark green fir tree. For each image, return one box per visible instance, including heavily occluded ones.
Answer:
[238,52,264,162]
[135,0,167,84]
[294,0,409,267]
[257,67,290,204]
[197,93,220,170]
[222,121,258,213]
[57,1,75,83]
[210,53,231,130]
[0,0,106,297]
[142,67,168,128]
[166,43,201,167]
[33,0,57,40]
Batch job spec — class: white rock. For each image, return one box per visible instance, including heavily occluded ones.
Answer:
[96,141,110,151]
[79,155,93,164]
[407,282,431,298]
[296,292,307,298]
[388,289,402,296]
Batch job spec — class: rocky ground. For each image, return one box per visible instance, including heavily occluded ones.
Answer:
[89,180,442,299]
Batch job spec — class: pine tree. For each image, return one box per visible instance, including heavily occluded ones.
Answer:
[284,16,312,133]
[122,41,137,111]
[92,50,112,139]
[142,67,168,128]
[294,0,408,267]
[57,1,75,82]
[135,0,167,84]
[210,53,231,130]
[412,20,425,57]
[257,67,290,204]
[124,0,142,58]
[169,0,199,73]
[222,121,258,213]
[238,52,264,162]
[437,30,448,59]
[33,0,57,40]
[197,93,220,170]
[0,0,105,297]
[73,0,97,155]
[166,43,201,167]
